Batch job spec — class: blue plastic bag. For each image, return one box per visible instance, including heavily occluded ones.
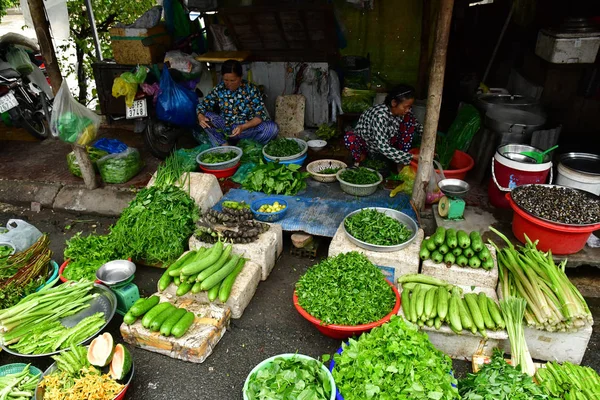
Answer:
[156,68,198,127]
[93,138,128,154]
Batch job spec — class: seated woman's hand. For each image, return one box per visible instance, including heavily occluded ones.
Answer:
[231,124,246,137]
[197,112,210,129]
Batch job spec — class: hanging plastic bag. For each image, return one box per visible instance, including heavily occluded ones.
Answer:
[426,160,446,204]
[50,81,101,145]
[156,68,198,127]
[0,219,42,253]
[112,67,148,107]
[6,47,33,76]
[66,147,108,178]
[93,138,128,154]
[390,165,417,197]
[97,148,144,184]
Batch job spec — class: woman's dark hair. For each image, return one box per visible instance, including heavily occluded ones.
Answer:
[221,60,243,77]
[384,84,416,106]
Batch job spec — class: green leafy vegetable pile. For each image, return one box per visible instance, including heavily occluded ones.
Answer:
[339,167,380,185]
[295,252,396,325]
[459,349,550,400]
[0,245,12,258]
[316,124,337,141]
[200,150,238,164]
[63,234,117,281]
[360,158,387,171]
[66,146,108,178]
[329,315,459,400]
[345,209,413,246]
[238,139,263,164]
[242,162,309,196]
[319,167,341,175]
[264,138,302,158]
[536,360,600,399]
[245,356,332,400]
[97,148,144,184]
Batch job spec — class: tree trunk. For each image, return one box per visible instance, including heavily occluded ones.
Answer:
[411,0,455,211]
[76,45,87,105]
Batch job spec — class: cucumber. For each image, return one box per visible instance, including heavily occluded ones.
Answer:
[398,274,457,291]
[400,282,437,291]
[159,308,187,336]
[431,251,443,264]
[478,293,496,330]
[417,320,424,327]
[161,250,198,285]
[208,283,220,302]
[487,297,505,330]
[456,255,469,267]
[171,311,195,338]
[169,248,208,276]
[452,247,463,257]
[196,245,233,282]
[123,312,138,325]
[425,319,434,327]
[457,230,471,249]
[200,254,240,291]
[434,317,442,330]
[129,296,159,317]
[176,281,194,296]
[464,293,485,331]
[433,227,446,246]
[425,238,437,252]
[181,241,224,275]
[443,253,455,265]
[458,297,475,334]
[482,258,494,270]
[141,302,172,329]
[219,258,246,303]
[401,288,411,320]
[419,246,431,261]
[470,231,484,252]
[150,305,176,332]
[415,286,428,320]
[445,228,458,249]
[186,273,199,283]
[428,289,438,320]
[438,244,449,255]
[191,281,203,294]
[468,257,481,269]
[448,288,462,333]
[463,247,475,258]
[437,286,449,321]
[174,277,181,286]
[478,247,492,262]
[424,286,436,319]
[410,285,421,323]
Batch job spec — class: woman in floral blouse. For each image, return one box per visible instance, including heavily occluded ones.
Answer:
[197,60,279,145]
[344,85,422,170]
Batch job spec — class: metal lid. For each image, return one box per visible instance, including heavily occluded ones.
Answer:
[486,108,547,126]
[560,152,600,176]
[476,93,539,107]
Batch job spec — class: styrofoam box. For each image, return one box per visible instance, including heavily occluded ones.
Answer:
[328,225,424,283]
[398,284,508,360]
[421,243,498,289]
[189,223,283,281]
[147,172,223,212]
[536,29,600,64]
[160,261,262,319]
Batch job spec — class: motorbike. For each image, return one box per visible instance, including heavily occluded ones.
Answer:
[0,33,53,140]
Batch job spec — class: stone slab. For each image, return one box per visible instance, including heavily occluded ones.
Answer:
[328,225,423,283]
[189,223,283,281]
[422,244,499,289]
[53,185,135,216]
[147,172,223,212]
[120,294,230,364]
[433,206,497,236]
[160,261,262,319]
[0,180,61,208]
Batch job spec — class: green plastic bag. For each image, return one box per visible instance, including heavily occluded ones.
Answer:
[175,144,211,172]
[231,163,257,184]
[436,105,481,169]
[66,147,108,178]
[97,148,144,184]
[341,87,376,113]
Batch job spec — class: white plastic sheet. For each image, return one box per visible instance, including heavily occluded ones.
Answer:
[21,0,70,41]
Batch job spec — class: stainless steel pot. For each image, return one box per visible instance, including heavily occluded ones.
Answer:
[485,108,547,145]
[559,153,600,176]
[474,93,540,114]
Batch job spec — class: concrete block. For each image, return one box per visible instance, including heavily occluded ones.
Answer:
[189,223,283,281]
[161,261,262,319]
[120,294,230,364]
[328,225,423,283]
[422,244,499,289]
[433,207,497,235]
[53,186,135,216]
[148,172,222,212]
[0,180,61,208]
[500,324,593,364]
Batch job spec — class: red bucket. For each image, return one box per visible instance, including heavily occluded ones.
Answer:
[489,144,552,208]
[409,149,475,180]
[506,193,600,255]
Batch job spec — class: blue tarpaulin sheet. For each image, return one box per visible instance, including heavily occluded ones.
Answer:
[214,180,418,238]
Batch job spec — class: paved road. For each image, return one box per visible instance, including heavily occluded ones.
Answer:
[1,203,599,399]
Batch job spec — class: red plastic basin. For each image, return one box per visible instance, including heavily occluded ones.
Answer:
[59,258,132,284]
[506,193,600,255]
[293,279,401,339]
[409,149,475,180]
[199,162,240,178]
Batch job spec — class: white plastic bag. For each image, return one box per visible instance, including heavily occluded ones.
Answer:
[50,81,101,146]
[426,160,446,204]
[328,70,343,122]
[164,50,202,75]
[0,219,43,253]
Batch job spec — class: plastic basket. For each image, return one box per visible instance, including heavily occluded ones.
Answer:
[262,138,308,161]
[0,363,43,378]
[251,197,288,222]
[263,153,307,166]
[307,160,348,183]
[196,146,242,171]
[36,260,59,292]
[336,168,383,197]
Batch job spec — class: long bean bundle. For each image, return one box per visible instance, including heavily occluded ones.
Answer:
[491,227,592,332]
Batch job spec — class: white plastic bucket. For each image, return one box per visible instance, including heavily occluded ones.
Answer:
[556,163,600,195]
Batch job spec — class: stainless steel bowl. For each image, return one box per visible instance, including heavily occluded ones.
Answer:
[559,152,600,176]
[343,208,418,252]
[96,260,136,286]
[438,179,470,198]
[2,284,117,357]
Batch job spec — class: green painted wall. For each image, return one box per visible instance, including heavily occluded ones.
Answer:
[335,0,423,87]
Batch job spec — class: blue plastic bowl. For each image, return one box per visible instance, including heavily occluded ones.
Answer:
[329,346,456,400]
[264,153,307,166]
[251,197,289,222]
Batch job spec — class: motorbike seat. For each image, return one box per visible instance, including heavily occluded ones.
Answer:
[0,61,20,80]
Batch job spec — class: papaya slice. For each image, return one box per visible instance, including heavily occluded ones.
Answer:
[87,332,115,367]
[110,344,132,380]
